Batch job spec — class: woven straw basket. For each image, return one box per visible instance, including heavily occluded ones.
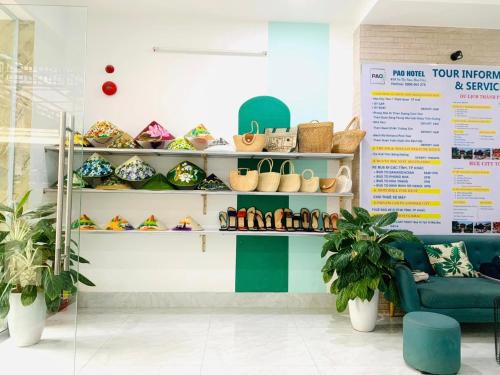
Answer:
[331,116,366,154]
[319,178,337,193]
[264,128,297,153]
[257,158,281,192]
[298,120,333,153]
[229,168,258,192]
[234,120,266,152]
[278,160,300,193]
[299,169,319,193]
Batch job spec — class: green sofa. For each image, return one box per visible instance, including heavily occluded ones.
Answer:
[395,235,500,323]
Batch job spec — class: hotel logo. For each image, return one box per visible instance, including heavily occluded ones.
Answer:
[370,68,386,84]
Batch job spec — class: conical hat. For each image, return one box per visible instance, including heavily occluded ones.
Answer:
[137,215,165,231]
[52,172,89,188]
[114,156,155,181]
[77,153,114,178]
[166,160,206,189]
[172,216,203,231]
[105,215,134,231]
[109,130,137,149]
[66,132,90,147]
[166,137,195,151]
[85,120,121,147]
[95,175,131,190]
[141,174,174,190]
[71,214,98,230]
[196,173,230,191]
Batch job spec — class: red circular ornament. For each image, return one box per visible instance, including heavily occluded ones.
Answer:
[102,81,117,96]
[105,65,115,74]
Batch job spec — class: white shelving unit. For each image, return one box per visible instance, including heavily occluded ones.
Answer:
[74,229,327,237]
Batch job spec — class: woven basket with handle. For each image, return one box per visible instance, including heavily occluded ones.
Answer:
[299,169,319,193]
[278,160,300,192]
[229,168,258,192]
[233,120,266,152]
[331,116,366,154]
[256,158,281,192]
[298,120,333,153]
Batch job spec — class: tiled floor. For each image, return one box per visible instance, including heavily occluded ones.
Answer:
[0,307,497,374]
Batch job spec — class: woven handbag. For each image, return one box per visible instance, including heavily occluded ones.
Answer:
[299,169,319,193]
[278,160,300,192]
[229,168,258,192]
[264,127,297,153]
[233,120,266,152]
[331,116,366,154]
[334,166,352,193]
[319,178,337,193]
[256,158,280,192]
[298,120,333,153]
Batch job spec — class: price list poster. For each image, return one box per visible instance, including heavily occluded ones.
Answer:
[361,63,500,235]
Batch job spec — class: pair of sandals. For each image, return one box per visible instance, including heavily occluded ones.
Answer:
[219,207,338,232]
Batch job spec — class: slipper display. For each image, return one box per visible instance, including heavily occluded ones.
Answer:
[135,121,175,149]
[85,120,121,148]
[166,161,206,189]
[141,173,174,190]
[66,132,89,147]
[71,214,99,230]
[109,130,137,148]
[185,124,214,150]
[77,153,114,178]
[167,137,195,151]
[173,216,203,231]
[52,172,89,188]
[95,175,131,190]
[105,215,134,231]
[196,173,230,191]
[137,215,164,231]
[114,156,155,182]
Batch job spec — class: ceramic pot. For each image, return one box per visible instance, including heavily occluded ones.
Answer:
[8,292,46,347]
[348,289,379,332]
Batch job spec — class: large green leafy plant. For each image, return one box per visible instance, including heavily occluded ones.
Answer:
[0,191,94,318]
[321,208,418,312]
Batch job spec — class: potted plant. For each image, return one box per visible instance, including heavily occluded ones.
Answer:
[0,191,94,346]
[321,208,417,332]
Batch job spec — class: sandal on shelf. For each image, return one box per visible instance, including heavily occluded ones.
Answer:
[227,207,237,231]
[255,210,266,231]
[274,208,285,232]
[330,213,339,232]
[311,209,320,232]
[247,207,256,231]
[219,211,228,231]
[322,212,332,232]
[300,208,311,231]
[284,208,294,231]
[293,213,302,231]
[237,208,247,231]
[265,212,274,230]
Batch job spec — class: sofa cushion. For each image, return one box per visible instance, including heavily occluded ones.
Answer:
[417,276,500,309]
[424,241,477,277]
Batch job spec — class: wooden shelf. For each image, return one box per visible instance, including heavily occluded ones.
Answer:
[44,145,354,161]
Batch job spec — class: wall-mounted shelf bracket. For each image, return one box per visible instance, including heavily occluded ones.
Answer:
[202,194,208,215]
[201,234,206,252]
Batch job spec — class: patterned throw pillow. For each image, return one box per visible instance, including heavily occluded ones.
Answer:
[424,241,477,277]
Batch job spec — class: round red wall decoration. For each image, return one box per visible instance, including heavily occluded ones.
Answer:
[105,65,115,74]
[102,81,117,96]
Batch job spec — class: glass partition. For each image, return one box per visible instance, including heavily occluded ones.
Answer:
[0,4,86,374]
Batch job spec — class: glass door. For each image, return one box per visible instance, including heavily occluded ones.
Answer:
[0,4,86,374]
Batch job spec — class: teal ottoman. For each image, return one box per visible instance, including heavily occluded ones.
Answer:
[403,312,461,374]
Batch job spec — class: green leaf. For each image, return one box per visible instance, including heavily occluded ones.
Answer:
[374,212,398,227]
[43,269,63,300]
[21,285,37,306]
[70,253,90,264]
[367,243,382,263]
[353,207,371,222]
[384,245,404,261]
[45,293,61,313]
[340,209,355,224]
[0,202,14,213]
[15,190,31,216]
[425,245,442,259]
[335,290,350,312]
[323,271,334,284]
[337,220,358,232]
[70,269,95,287]
[0,283,11,319]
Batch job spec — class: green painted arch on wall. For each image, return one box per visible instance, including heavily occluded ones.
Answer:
[238,96,291,134]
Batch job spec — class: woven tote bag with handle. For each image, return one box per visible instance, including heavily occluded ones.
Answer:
[256,158,281,192]
[299,169,319,193]
[331,116,366,154]
[233,120,266,152]
[264,128,297,153]
[278,160,300,192]
[229,168,258,192]
[298,120,333,153]
[334,165,352,193]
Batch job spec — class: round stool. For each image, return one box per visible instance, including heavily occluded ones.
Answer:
[403,312,461,374]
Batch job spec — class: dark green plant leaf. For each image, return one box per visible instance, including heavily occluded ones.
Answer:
[373,211,398,227]
[0,283,11,319]
[70,269,96,287]
[323,271,334,284]
[45,293,61,313]
[337,220,358,232]
[340,209,355,224]
[21,285,37,306]
[384,245,404,261]
[15,190,31,216]
[353,207,370,222]
[367,243,382,263]
[70,253,90,264]
[43,268,63,301]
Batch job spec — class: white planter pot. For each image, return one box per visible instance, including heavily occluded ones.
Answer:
[7,292,46,347]
[348,289,379,332]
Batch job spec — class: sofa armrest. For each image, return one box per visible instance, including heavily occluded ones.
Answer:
[395,264,421,313]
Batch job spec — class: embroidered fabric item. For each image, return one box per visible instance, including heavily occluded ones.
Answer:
[115,156,155,181]
[425,241,478,277]
[105,215,134,231]
[77,153,114,178]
